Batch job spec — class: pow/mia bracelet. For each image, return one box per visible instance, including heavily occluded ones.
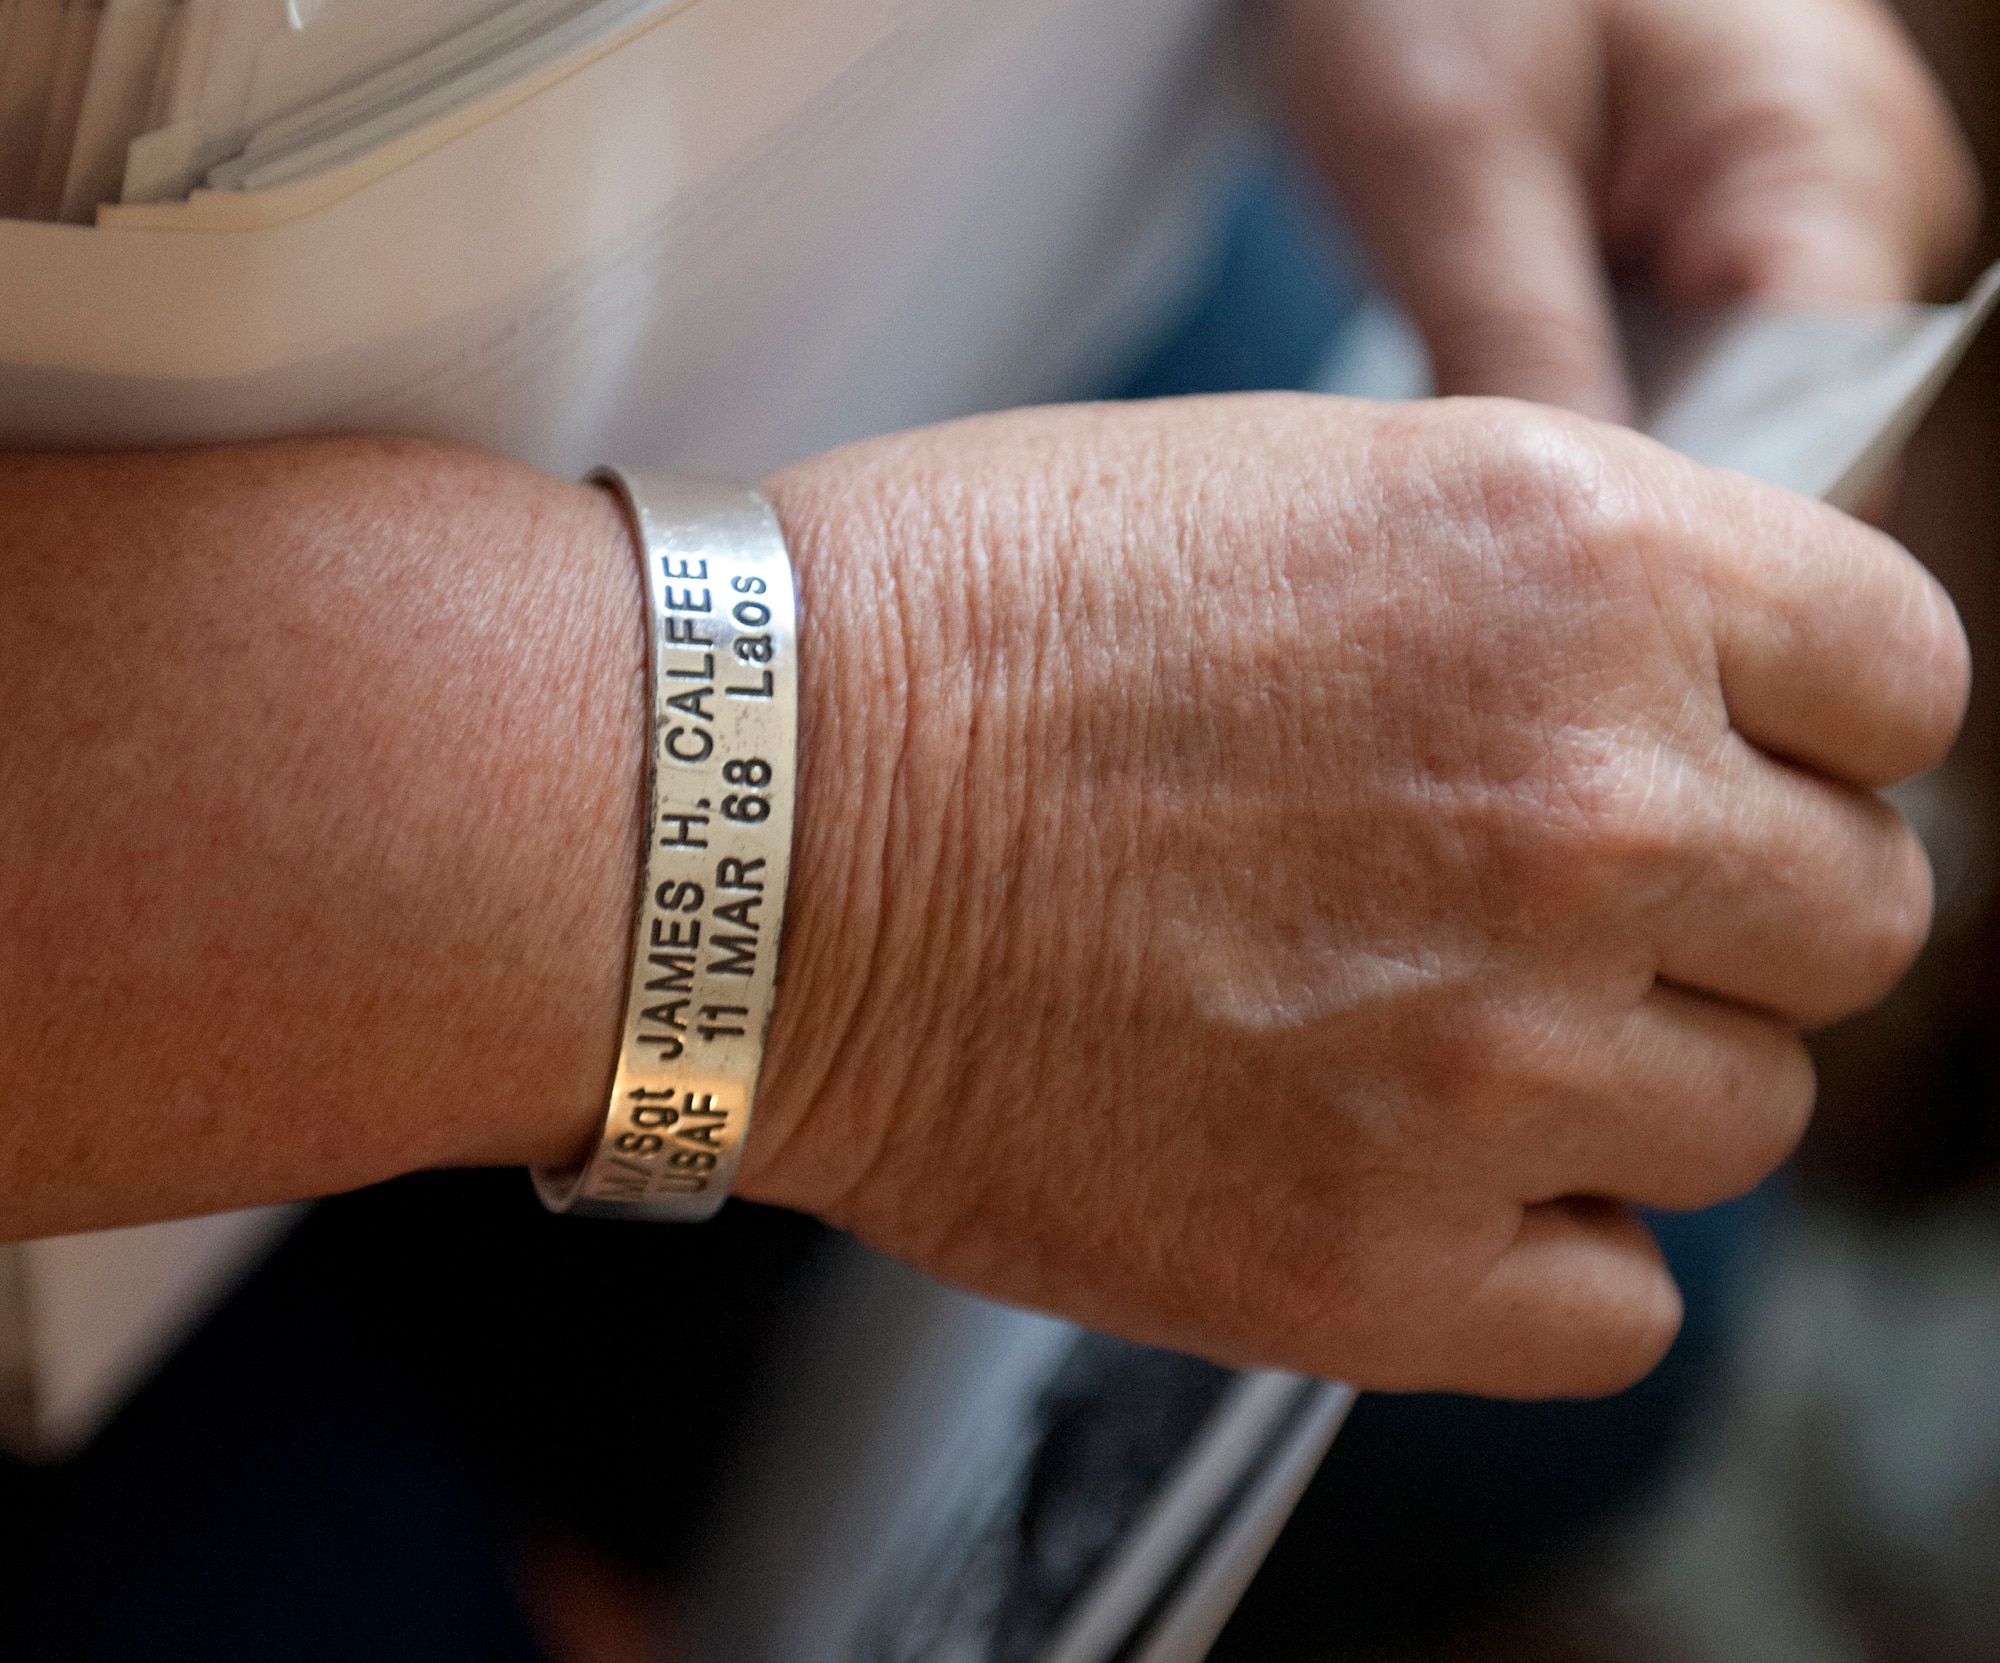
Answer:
[534,469,798,1223]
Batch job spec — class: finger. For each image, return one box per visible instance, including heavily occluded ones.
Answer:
[1688,464,1970,786]
[1601,0,1980,307]
[1456,982,1814,1217]
[1654,737,1934,1027]
[1631,127,1978,309]
[1342,130,1628,419]
[1447,1199,1681,1398]
[1285,37,1631,418]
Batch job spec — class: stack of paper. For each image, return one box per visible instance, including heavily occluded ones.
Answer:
[687,1241,1357,1663]
[0,0,651,220]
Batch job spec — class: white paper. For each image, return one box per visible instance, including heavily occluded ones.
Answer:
[159,0,211,120]
[24,1207,303,1456]
[120,0,575,201]
[43,2,102,202]
[206,0,639,193]
[0,0,1238,473]
[1636,262,2000,510]
[688,1243,1309,1663]
[116,0,283,201]
[229,0,578,162]
[56,0,173,220]
[136,0,179,125]
[1125,1383,1356,1663]
[1044,1375,1355,1663]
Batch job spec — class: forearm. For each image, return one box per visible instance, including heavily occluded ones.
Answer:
[0,438,838,1238]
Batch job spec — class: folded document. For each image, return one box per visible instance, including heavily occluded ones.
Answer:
[0,0,637,219]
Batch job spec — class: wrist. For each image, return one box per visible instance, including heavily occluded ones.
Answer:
[727,460,915,1213]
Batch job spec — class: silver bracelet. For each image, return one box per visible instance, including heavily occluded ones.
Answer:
[534,469,798,1222]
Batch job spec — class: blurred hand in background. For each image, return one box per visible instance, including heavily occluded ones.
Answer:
[1278,0,1980,419]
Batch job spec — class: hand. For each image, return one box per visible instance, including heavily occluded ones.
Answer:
[1276,0,1980,418]
[740,392,1967,1397]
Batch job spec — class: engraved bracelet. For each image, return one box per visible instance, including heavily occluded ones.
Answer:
[534,469,798,1222]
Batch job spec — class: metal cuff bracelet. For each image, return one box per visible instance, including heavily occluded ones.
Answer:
[534,468,799,1223]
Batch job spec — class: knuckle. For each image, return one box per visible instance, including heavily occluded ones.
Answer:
[1439,409,1685,608]
[1419,996,1567,1144]
[1576,748,1700,866]
[1855,825,1937,1001]
[1503,742,1705,917]
[1424,999,1519,1116]
[1796,810,1936,1028]
[1700,1030,1816,1200]
[1461,404,1620,535]
[1905,578,1973,769]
